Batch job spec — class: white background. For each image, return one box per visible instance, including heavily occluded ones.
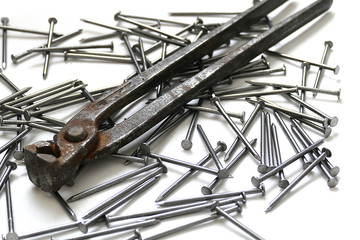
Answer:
[0,0,359,239]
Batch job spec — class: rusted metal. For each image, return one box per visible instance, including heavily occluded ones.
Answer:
[24,0,333,192]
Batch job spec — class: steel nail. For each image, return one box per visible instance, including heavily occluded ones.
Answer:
[218,87,297,100]
[155,141,226,202]
[18,221,80,239]
[79,31,118,43]
[286,93,338,127]
[67,162,160,202]
[231,65,286,79]
[290,118,340,178]
[51,192,77,221]
[211,93,260,160]
[4,178,19,240]
[142,204,241,240]
[202,139,257,195]
[11,29,82,64]
[251,138,325,188]
[148,152,224,179]
[3,79,77,107]
[197,124,230,179]
[273,111,311,169]
[213,204,265,240]
[182,99,203,150]
[114,12,189,27]
[82,166,166,220]
[258,111,268,173]
[292,115,332,138]
[246,97,329,128]
[64,51,135,63]
[299,62,310,113]
[106,201,207,223]
[184,105,245,122]
[157,191,246,207]
[271,123,289,188]
[53,219,159,240]
[116,14,189,44]
[313,41,333,97]
[138,37,149,70]
[0,126,31,155]
[110,153,148,165]
[132,198,242,223]
[0,161,17,192]
[169,11,242,16]
[0,25,62,37]
[1,17,9,69]
[0,87,32,106]
[0,69,20,92]
[81,18,187,47]
[225,101,264,162]
[79,176,161,233]
[30,42,114,53]
[265,112,275,171]
[265,150,330,212]
[139,110,192,155]
[43,18,57,79]
[246,80,341,99]
[266,50,339,74]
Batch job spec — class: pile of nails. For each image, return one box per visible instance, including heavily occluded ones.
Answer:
[0,1,340,240]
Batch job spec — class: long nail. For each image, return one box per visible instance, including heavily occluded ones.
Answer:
[313,41,333,96]
[265,112,275,170]
[184,105,245,122]
[0,161,17,192]
[43,18,57,79]
[265,150,330,212]
[142,204,241,240]
[0,126,31,155]
[218,87,297,100]
[246,97,329,127]
[79,176,161,233]
[139,110,192,155]
[5,178,19,240]
[11,29,82,63]
[299,62,310,113]
[67,162,160,202]
[82,166,165,219]
[197,124,230,179]
[116,14,189,44]
[155,141,226,202]
[53,219,159,240]
[51,192,77,221]
[273,111,311,168]
[225,101,264,162]
[266,50,339,74]
[81,19,186,47]
[271,124,289,188]
[211,93,260,160]
[1,17,9,69]
[0,25,62,37]
[251,138,325,187]
[286,93,338,127]
[290,118,340,178]
[29,42,113,53]
[148,152,224,178]
[157,191,246,207]
[202,139,256,195]
[0,87,32,105]
[213,204,265,240]
[246,80,341,99]
[181,99,203,150]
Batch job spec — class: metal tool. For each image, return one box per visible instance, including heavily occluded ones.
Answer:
[24,0,333,192]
